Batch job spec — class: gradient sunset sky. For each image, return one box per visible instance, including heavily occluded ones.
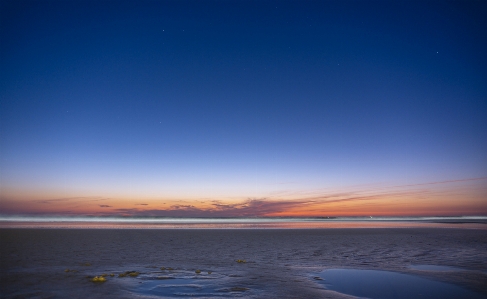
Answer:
[1,0,486,217]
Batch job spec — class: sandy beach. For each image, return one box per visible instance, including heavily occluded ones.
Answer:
[1,228,487,298]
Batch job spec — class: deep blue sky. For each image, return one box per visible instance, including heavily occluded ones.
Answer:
[1,1,486,216]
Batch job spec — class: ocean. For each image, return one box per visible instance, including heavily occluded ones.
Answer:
[1,216,487,229]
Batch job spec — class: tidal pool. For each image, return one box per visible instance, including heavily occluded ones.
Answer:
[137,277,224,297]
[130,270,254,298]
[315,269,487,299]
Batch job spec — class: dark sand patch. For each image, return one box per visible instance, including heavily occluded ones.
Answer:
[1,228,487,298]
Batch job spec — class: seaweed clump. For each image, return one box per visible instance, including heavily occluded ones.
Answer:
[91,276,107,283]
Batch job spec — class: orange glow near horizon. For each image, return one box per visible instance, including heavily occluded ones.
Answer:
[1,178,486,217]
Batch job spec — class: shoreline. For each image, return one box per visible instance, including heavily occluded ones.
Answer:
[1,220,487,230]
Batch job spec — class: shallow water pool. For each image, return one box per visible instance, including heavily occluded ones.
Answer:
[130,270,255,298]
[137,278,226,297]
[315,269,487,299]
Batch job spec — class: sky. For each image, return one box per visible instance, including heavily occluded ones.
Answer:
[1,0,486,217]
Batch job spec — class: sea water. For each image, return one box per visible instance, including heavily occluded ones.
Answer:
[2,216,487,229]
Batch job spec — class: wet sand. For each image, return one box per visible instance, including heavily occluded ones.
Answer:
[1,228,487,298]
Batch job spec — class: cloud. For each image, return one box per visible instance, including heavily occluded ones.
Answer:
[34,198,72,204]
[111,198,314,217]
[392,177,487,188]
[5,177,483,217]
[34,196,109,204]
[107,188,432,218]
